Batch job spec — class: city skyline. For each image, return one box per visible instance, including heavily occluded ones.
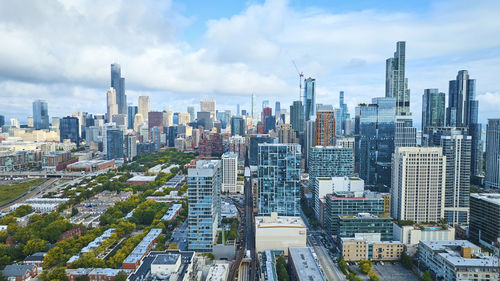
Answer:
[0,0,500,128]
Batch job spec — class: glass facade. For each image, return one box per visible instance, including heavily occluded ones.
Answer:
[106,128,124,160]
[385,41,410,116]
[111,63,126,114]
[60,116,80,145]
[290,100,304,133]
[258,143,301,216]
[337,216,393,241]
[127,105,138,130]
[230,116,246,137]
[303,78,316,121]
[422,89,445,132]
[33,99,49,130]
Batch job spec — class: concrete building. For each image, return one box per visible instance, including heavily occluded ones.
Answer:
[385,41,410,116]
[337,213,393,241]
[340,237,404,262]
[418,240,499,281]
[221,152,238,193]
[485,119,500,188]
[255,213,307,255]
[200,99,216,119]
[391,147,446,223]
[106,88,118,122]
[393,223,455,244]
[138,96,150,121]
[469,193,500,249]
[315,110,335,146]
[277,123,298,144]
[288,247,325,281]
[122,228,162,271]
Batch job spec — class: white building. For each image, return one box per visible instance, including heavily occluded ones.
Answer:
[393,223,455,244]
[222,152,238,193]
[255,213,307,255]
[314,177,364,203]
[391,147,446,223]
[418,240,499,281]
[200,100,216,119]
[138,96,150,121]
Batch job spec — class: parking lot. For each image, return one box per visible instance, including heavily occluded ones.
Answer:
[373,262,419,281]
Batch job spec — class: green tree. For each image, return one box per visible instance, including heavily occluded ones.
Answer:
[358,260,372,274]
[14,205,33,217]
[39,267,68,281]
[276,256,290,281]
[420,271,433,281]
[115,271,128,281]
[23,238,49,256]
[401,251,413,269]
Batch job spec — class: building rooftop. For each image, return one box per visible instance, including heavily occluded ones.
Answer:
[127,175,157,182]
[255,213,306,228]
[2,264,35,277]
[206,263,230,281]
[288,247,325,281]
[161,204,182,221]
[470,193,500,206]
[420,240,499,268]
[123,228,162,264]
[152,253,180,265]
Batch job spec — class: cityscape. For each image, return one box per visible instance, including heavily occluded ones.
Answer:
[1,1,500,281]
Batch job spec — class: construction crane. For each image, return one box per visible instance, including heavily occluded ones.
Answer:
[292,60,304,101]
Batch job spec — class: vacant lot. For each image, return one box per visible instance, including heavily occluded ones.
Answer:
[373,262,419,281]
[0,178,45,205]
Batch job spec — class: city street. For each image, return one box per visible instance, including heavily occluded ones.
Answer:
[170,220,188,250]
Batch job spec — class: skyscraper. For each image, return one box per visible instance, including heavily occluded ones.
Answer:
[188,160,221,251]
[422,89,446,132]
[275,101,281,122]
[258,143,301,216]
[138,96,150,121]
[395,116,417,147]
[290,101,304,133]
[0,115,4,127]
[251,93,257,122]
[385,41,410,116]
[315,110,335,146]
[106,88,118,123]
[447,70,482,176]
[230,116,246,137]
[485,119,500,189]
[304,77,316,121]
[60,116,80,145]
[111,63,126,114]
[391,147,446,223]
[106,128,124,160]
[125,134,137,161]
[187,106,195,122]
[339,91,350,135]
[222,152,238,193]
[32,99,49,130]
[127,105,138,130]
[200,100,216,119]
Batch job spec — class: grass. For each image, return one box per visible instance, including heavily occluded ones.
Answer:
[0,178,45,205]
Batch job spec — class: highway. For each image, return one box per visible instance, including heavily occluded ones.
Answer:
[0,177,60,212]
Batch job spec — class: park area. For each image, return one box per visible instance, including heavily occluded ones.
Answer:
[0,178,44,205]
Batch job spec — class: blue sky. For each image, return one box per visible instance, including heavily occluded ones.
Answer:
[0,0,499,128]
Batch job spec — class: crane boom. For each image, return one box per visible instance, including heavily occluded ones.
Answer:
[291,60,304,101]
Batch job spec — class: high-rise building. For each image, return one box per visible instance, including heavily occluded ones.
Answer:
[304,77,316,121]
[163,109,173,128]
[106,88,118,122]
[258,143,301,216]
[230,116,246,137]
[187,106,195,122]
[148,112,163,133]
[309,146,355,216]
[395,116,417,147]
[110,63,126,115]
[447,70,482,176]
[469,193,500,246]
[32,99,49,130]
[290,101,304,133]
[485,119,500,189]
[275,101,281,122]
[51,117,59,129]
[127,106,138,130]
[385,41,410,116]
[422,89,446,132]
[200,100,216,119]
[391,147,446,223]
[357,97,396,191]
[197,111,212,130]
[251,94,257,123]
[188,160,221,251]
[60,117,80,145]
[277,124,298,144]
[150,126,161,152]
[133,114,144,132]
[0,115,4,127]
[339,91,350,135]
[315,110,335,146]
[138,96,150,121]
[222,152,238,193]
[304,119,316,168]
[106,129,124,160]
[177,112,191,125]
[249,135,276,166]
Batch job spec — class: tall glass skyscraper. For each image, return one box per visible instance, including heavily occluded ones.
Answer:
[33,99,49,130]
[290,100,304,133]
[106,128,124,160]
[304,77,316,121]
[127,105,138,130]
[111,63,126,115]
[485,119,500,189]
[422,89,446,132]
[230,116,246,137]
[385,41,410,116]
[60,116,80,145]
[258,143,301,216]
[357,97,396,191]
[339,91,350,135]
[188,160,221,252]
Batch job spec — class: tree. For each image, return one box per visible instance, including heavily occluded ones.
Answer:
[168,242,178,249]
[358,260,372,274]
[14,205,33,217]
[276,256,290,281]
[23,238,49,256]
[115,271,128,281]
[401,251,413,269]
[420,271,433,281]
[39,267,68,281]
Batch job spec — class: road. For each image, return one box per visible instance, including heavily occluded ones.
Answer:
[170,220,188,250]
[244,173,256,281]
[1,177,59,212]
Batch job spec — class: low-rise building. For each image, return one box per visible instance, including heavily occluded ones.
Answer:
[205,262,230,281]
[340,237,404,262]
[418,240,499,281]
[337,213,393,241]
[2,264,38,281]
[122,228,162,271]
[23,252,46,269]
[128,250,195,281]
[67,268,127,281]
[288,247,325,281]
[161,204,182,221]
[126,175,157,185]
[255,213,306,255]
[393,222,455,244]
[66,159,115,172]
[67,229,115,266]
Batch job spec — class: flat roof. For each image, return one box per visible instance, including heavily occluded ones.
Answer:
[255,215,306,228]
[288,247,325,281]
[470,193,500,206]
[420,240,499,268]
[123,228,162,264]
[127,175,157,182]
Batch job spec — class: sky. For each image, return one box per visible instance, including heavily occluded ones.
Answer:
[1,0,500,129]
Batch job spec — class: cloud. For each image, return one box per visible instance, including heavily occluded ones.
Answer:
[0,0,499,127]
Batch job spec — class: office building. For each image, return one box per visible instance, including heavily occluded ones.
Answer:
[187,106,195,122]
[340,238,404,262]
[288,247,325,281]
[188,160,221,252]
[391,147,446,223]
[106,129,124,160]
[304,77,316,121]
[309,146,354,216]
[150,126,161,152]
[138,96,150,121]
[110,63,126,114]
[251,93,257,122]
[177,112,190,125]
[230,116,246,137]
[148,112,163,132]
[393,222,455,244]
[315,110,335,146]
[469,193,500,248]
[106,87,118,122]
[222,152,238,193]
[485,119,500,188]
[200,100,216,119]
[258,143,301,216]
[357,97,396,191]
[0,115,4,127]
[395,116,416,147]
[32,99,49,130]
[255,214,307,255]
[304,119,316,167]
[127,105,138,130]
[277,124,298,144]
[290,101,304,133]
[338,91,350,135]
[385,41,410,116]
[418,240,499,281]
[60,117,80,145]
[337,213,393,241]
[197,111,212,130]
[125,134,137,161]
[422,89,446,132]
